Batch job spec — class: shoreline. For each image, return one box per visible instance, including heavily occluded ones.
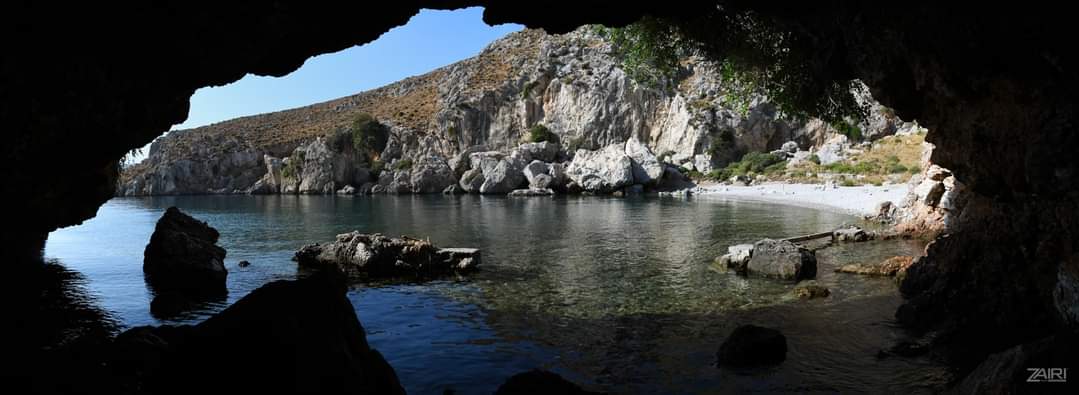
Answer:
[692,182,908,217]
[112,182,911,219]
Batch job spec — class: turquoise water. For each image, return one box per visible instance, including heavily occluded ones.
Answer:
[46,195,949,394]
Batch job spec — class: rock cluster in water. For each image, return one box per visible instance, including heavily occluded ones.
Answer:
[293,231,480,279]
[836,255,914,277]
[717,239,817,281]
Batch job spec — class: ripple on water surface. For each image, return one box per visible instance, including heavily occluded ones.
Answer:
[46,195,950,394]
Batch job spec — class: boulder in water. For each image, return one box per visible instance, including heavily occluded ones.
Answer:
[143,207,227,292]
[747,239,817,281]
[716,324,788,367]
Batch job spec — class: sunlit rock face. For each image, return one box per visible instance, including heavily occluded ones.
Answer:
[120,26,902,197]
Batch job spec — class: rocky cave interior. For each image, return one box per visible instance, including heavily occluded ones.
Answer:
[4,1,1078,393]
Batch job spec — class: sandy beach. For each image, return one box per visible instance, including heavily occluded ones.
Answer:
[693,182,909,217]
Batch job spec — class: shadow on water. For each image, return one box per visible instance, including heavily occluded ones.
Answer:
[473,293,954,394]
[2,260,120,394]
[43,194,953,394]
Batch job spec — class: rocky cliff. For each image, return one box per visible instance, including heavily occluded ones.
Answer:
[120,27,902,196]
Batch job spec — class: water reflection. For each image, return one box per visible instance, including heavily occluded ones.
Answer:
[46,195,948,393]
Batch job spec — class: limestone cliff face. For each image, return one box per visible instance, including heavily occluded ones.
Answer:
[120,28,897,196]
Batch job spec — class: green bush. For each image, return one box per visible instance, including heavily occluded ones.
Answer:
[708,169,732,181]
[840,178,858,187]
[808,154,821,165]
[521,80,538,98]
[832,120,863,141]
[350,113,390,155]
[528,124,558,143]
[370,160,385,178]
[392,159,413,171]
[707,129,735,156]
[282,150,305,179]
[888,163,909,174]
[727,151,786,175]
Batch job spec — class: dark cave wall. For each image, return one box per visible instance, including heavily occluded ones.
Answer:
[1,1,708,259]
[4,0,1078,387]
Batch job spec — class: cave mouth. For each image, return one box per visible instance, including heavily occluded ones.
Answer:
[8,2,1079,394]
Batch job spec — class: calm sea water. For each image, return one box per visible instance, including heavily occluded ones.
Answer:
[45,195,950,394]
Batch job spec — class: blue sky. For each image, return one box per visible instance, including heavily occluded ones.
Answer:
[132,7,521,162]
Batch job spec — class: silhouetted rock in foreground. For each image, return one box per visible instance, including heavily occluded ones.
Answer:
[112,275,405,394]
[953,332,1079,394]
[717,325,788,367]
[294,231,480,279]
[143,207,227,291]
[494,369,605,395]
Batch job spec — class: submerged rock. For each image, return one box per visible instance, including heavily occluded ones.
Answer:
[793,281,831,299]
[143,207,227,292]
[836,256,914,277]
[293,232,479,279]
[717,325,788,367]
[114,275,405,394]
[747,239,817,281]
[494,369,604,395]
